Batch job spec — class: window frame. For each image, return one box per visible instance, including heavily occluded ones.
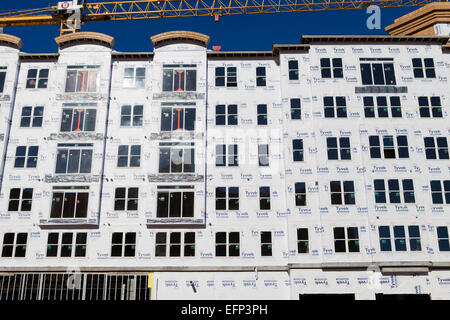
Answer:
[412,58,436,79]
[430,180,450,205]
[160,106,196,132]
[65,65,100,93]
[215,187,239,211]
[114,187,139,211]
[162,65,197,92]
[110,232,136,257]
[330,181,355,205]
[215,232,240,257]
[1,233,28,258]
[297,228,309,254]
[323,96,347,118]
[215,104,238,126]
[55,143,93,174]
[333,227,360,253]
[7,188,33,212]
[120,105,143,127]
[288,60,299,80]
[50,188,89,219]
[156,187,195,218]
[424,137,449,160]
[260,231,272,256]
[20,106,44,128]
[14,146,38,168]
[26,68,49,89]
[418,96,442,118]
[117,145,141,168]
[359,59,396,86]
[363,96,402,118]
[256,66,266,87]
[155,231,196,257]
[123,67,146,88]
[46,232,88,258]
[320,58,343,79]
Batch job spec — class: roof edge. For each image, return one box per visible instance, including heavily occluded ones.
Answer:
[300,35,450,45]
[0,33,23,50]
[151,31,210,47]
[55,32,115,49]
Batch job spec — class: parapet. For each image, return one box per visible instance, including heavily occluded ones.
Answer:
[55,31,115,49]
[151,31,210,47]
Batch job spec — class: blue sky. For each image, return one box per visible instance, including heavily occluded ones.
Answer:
[0,1,422,53]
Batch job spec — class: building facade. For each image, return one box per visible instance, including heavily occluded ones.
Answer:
[0,30,449,300]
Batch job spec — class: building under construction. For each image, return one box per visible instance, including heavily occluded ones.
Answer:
[0,1,449,300]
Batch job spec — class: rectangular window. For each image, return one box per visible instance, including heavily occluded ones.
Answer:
[292,139,304,162]
[260,231,272,256]
[256,66,266,87]
[368,135,409,159]
[215,144,238,167]
[60,105,96,132]
[330,181,355,205]
[393,226,407,251]
[14,146,38,168]
[379,225,420,252]
[418,96,442,118]
[1,233,27,258]
[215,187,239,211]
[0,67,6,93]
[363,96,401,118]
[46,232,87,257]
[123,67,145,88]
[259,187,270,210]
[297,228,309,253]
[360,59,396,85]
[156,187,194,218]
[159,142,195,173]
[295,182,306,206]
[20,106,44,128]
[155,232,195,257]
[111,232,136,257]
[7,188,33,212]
[215,67,237,87]
[320,58,343,78]
[324,96,347,118]
[290,98,301,119]
[430,180,450,204]
[326,137,351,160]
[161,106,196,131]
[162,64,196,92]
[437,226,450,252]
[215,232,240,257]
[257,104,268,125]
[258,144,269,167]
[374,179,415,204]
[120,105,143,127]
[55,143,93,174]
[288,60,299,80]
[334,227,359,253]
[408,225,422,251]
[26,68,49,89]
[215,104,237,125]
[65,66,99,93]
[412,58,435,79]
[114,187,139,211]
[50,188,89,219]
[424,137,449,160]
[117,145,141,168]
[378,226,392,252]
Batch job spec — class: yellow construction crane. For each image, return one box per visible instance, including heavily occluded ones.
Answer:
[0,0,442,35]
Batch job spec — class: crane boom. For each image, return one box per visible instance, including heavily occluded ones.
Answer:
[0,0,440,31]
